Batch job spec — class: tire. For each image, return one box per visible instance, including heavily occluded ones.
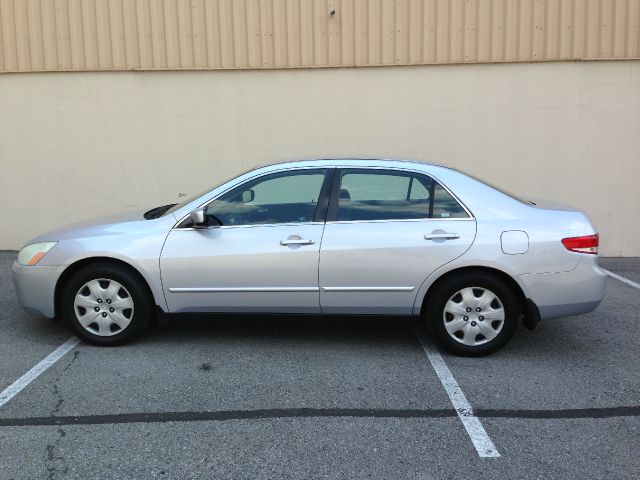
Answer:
[424,271,519,356]
[61,263,153,346]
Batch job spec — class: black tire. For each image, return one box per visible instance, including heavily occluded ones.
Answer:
[424,271,519,356]
[61,263,154,346]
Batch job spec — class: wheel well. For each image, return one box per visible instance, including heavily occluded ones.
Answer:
[54,257,156,318]
[420,266,527,316]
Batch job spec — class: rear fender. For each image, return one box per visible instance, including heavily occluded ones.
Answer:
[412,259,531,315]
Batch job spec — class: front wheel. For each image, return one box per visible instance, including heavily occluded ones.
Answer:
[424,272,519,356]
[61,263,153,346]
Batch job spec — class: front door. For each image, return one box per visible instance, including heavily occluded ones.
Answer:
[160,168,332,313]
[319,168,476,314]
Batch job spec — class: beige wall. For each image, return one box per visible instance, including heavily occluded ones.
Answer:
[1,0,639,73]
[0,59,639,255]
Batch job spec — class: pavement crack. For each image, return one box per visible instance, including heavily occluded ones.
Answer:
[44,350,79,480]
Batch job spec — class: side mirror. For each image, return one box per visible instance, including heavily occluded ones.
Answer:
[188,207,223,228]
[241,189,255,203]
[189,208,206,227]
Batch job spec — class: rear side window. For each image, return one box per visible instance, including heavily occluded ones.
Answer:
[334,169,469,221]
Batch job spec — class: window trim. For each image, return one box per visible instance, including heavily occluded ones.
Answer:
[326,167,474,223]
[173,167,334,230]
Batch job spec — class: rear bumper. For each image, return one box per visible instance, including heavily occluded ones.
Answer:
[11,262,61,318]
[518,256,607,320]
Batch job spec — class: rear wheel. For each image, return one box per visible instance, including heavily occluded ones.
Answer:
[424,272,519,356]
[61,263,153,346]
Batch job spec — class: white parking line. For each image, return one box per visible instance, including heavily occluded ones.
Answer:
[0,337,80,409]
[602,269,640,290]
[415,326,500,458]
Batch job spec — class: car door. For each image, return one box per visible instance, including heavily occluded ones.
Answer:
[319,168,476,314]
[160,168,333,313]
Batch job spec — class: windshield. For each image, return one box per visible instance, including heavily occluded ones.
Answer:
[161,186,217,217]
[161,169,253,217]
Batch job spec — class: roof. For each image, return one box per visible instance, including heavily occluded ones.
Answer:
[255,158,452,171]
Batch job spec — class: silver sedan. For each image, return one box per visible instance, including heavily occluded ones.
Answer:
[12,159,606,355]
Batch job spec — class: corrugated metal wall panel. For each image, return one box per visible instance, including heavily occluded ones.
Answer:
[0,0,638,73]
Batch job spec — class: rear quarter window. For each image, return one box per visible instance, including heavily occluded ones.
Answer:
[432,183,469,218]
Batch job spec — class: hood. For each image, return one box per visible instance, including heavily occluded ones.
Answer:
[27,208,153,244]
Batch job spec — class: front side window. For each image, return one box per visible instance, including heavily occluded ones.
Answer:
[335,169,469,221]
[205,169,327,226]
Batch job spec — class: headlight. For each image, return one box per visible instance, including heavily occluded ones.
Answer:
[17,242,58,266]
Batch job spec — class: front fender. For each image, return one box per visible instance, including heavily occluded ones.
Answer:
[54,251,168,312]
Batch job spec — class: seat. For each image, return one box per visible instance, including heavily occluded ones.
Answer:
[337,188,352,221]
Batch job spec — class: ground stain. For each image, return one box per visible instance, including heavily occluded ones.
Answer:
[198,362,212,371]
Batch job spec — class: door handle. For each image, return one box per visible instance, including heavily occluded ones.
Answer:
[280,239,315,246]
[424,233,460,241]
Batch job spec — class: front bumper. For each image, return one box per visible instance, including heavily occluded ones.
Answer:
[11,261,61,318]
[518,256,607,320]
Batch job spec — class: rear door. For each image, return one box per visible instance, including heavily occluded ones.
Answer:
[319,168,476,314]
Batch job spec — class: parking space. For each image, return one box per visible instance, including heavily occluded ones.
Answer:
[1,251,639,479]
[0,318,452,419]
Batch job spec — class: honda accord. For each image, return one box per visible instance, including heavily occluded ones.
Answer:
[12,159,606,355]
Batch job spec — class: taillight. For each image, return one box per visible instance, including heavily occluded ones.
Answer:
[561,234,599,254]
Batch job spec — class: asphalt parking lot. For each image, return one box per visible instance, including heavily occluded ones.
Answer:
[0,251,638,479]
